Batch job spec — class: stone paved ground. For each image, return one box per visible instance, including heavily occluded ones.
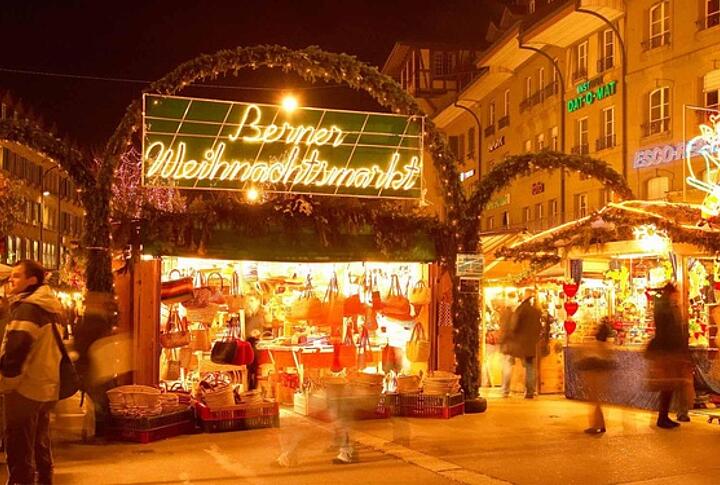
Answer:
[1,395,719,484]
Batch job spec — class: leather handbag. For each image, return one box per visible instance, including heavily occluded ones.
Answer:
[161,269,194,304]
[338,321,357,369]
[231,339,255,366]
[160,307,190,349]
[289,288,324,322]
[381,275,411,320]
[406,322,431,363]
[189,322,211,352]
[161,348,181,381]
[207,272,227,305]
[323,275,344,339]
[357,326,374,369]
[382,344,403,374]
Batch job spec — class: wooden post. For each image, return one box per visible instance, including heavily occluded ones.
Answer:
[133,258,161,385]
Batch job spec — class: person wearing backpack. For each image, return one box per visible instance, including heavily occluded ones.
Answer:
[0,260,67,485]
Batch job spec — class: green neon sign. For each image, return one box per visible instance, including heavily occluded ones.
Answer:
[567,80,617,113]
[142,94,424,199]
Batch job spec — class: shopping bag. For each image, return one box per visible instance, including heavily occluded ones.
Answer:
[161,349,181,381]
[382,344,403,374]
[406,322,431,363]
[323,275,345,337]
[189,323,211,352]
[226,271,245,312]
[357,326,374,369]
[409,280,431,306]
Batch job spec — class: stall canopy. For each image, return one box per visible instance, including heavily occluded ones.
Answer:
[481,231,531,282]
[141,221,437,263]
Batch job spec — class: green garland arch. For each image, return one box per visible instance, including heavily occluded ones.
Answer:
[101,44,481,398]
[468,151,634,215]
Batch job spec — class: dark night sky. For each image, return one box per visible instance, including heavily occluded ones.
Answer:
[0,0,501,149]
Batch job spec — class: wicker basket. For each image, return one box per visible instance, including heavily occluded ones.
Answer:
[350,372,384,388]
[422,372,461,395]
[203,384,236,409]
[107,385,162,416]
[397,375,421,394]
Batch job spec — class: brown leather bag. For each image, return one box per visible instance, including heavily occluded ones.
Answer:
[161,269,194,304]
[160,307,190,349]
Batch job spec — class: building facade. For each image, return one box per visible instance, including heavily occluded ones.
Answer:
[383,0,720,234]
[0,95,84,269]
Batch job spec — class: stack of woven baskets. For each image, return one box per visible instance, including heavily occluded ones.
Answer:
[422,371,461,395]
[202,384,235,409]
[349,372,384,395]
[107,385,162,417]
[396,374,421,394]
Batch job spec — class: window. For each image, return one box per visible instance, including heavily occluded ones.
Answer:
[574,117,588,154]
[575,193,589,218]
[574,41,588,79]
[432,51,455,76]
[504,89,510,117]
[529,0,536,14]
[502,211,510,228]
[449,134,466,159]
[488,102,496,126]
[522,206,531,224]
[538,68,545,98]
[706,0,720,29]
[487,216,495,230]
[524,139,533,153]
[600,188,612,206]
[552,58,559,92]
[549,199,559,224]
[648,1,670,48]
[467,128,475,160]
[551,126,559,151]
[600,30,614,71]
[599,106,615,149]
[706,89,719,112]
[536,133,545,150]
[648,86,670,135]
[535,203,544,225]
[647,176,670,200]
[526,76,533,99]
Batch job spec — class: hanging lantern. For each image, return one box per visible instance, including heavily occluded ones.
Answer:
[563,300,579,317]
[563,282,579,298]
[564,320,577,335]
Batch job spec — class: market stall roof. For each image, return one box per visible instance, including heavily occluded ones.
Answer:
[481,231,531,282]
[498,200,720,264]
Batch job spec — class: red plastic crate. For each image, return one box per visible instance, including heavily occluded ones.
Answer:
[196,401,280,433]
[106,419,196,443]
[397,392,465,419]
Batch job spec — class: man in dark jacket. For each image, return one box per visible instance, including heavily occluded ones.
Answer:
[506,288,542,399]
[0,260,64,484]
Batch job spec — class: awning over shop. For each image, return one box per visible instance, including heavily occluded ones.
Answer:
[481,232,530,283]
[141,222,437,263]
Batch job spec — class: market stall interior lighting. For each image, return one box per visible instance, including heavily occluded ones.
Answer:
[633,225,670,254]
[246,187,261,202]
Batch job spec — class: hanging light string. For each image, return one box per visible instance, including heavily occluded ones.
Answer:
[0,66,343,91]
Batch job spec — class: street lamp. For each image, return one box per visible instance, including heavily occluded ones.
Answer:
[39,164,61,269]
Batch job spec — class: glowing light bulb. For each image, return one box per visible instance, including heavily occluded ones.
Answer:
[246,187,260,202]
[281,95,299,112]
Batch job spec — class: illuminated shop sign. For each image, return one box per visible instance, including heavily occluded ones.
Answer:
[686,114,720,216]
[488,136,505,152]
[142,94,424,199]
[567,79,617,113]
[486,193,510,210]
[633,142,702,169]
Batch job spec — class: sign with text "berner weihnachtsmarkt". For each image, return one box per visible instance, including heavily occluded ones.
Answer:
[142,94,424,199]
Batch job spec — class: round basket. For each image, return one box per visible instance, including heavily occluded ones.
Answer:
[350,372,384,388]
[397,375,421,394]
[203,384,235,409]
[107,385,161,408]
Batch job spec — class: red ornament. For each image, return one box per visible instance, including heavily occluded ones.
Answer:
[713,281,720,290]
[563,283,579,298]
[564,320,577,335]
[563,301,579,316]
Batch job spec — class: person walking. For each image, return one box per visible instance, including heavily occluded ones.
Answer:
[502,289,542,399]
[0,260,65,484]
[575,322,616,434]
[645,283,692,430]
[497,297,517,398]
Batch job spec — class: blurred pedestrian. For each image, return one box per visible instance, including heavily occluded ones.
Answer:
[575,322,616,434]
[645,283,692,429]
[497,297,516,397]
[0,260,64,484]
[502,289,542,399]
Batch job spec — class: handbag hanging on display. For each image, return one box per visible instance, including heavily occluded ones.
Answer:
[207,272,227,305]
[226,271,245,313]
[381,275,412,320]
[160,307,191,349]
[211,323,239,365]
[338,320,357,369]
[323,274,345,338]
[357,326,374,369]
[160,269,194,305]
[189,322,211,352]
[289,286,324,322]
[406,322,431,363]
[161,348,182,381]
[382,343,403,374]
